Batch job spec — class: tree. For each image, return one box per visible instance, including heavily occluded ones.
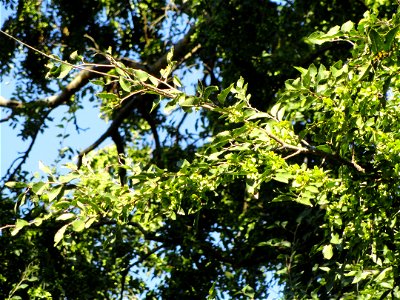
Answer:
[1,0,400,299]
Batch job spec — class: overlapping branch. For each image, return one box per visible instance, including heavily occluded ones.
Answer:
[265,128,365,173]
[0,24,201,184]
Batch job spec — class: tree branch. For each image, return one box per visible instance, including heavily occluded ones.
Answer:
[119,245,163,300]
[266,129,365,173]
[149,25,199,73]
[76,96,139,168]
[2,24,199,179]
[75,25,199,166]
[0,110,51,189]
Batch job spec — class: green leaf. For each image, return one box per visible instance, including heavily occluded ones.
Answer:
[47,185,63,202]
[31,182,47,195]
[383,26,399,51]
[326,25,340,36]
[56,213,75,221]
[316,64,329,83]
[369,29,383,54]
[58,63,73,78]
[54,224,69,246]
[341,20,354,33]
[150,98,161,113]
[322,244,334,260]
[330,233,340,244]
[5,181,25,188]
[246,112,271,120]
[134,69,149,82]
[90,79,105,86]
[38,161,52,174]
[352,270,371,284]
[236,77,244,89]
[97,92,119,100]
[11,219,30,236]
[69,50,80,60]
[119,76,131,92]
[320,267,331,272]
[85,217,97,228]
[217,83,233,105]
[59,172,79,183]
[277,107,285,121]
[164,101,177,114]
[274,172,291,183]
[72,219,85,232]
[203,86,219,99]
[315,144,332,153]
[115,62,127,76]
[295,195,312,206]
[331,61,344,78]
[207,282,217,299]
[357,62,371,81]
[240,285,255,298]
[167,47,174,63]
[18,284,29,290]
[305,185,319,194]
[160,65,172,79]
[149,75,159,86]
[208,150,225,161]
[179,96,197,108]
[308,63,318,78]
[173,75,182,87]
[270,103,281,118]
[306,31,327,45]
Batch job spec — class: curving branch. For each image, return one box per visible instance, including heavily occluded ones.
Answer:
[265,128,365,173]
[1,64,113,110]
[0,110,51,190]
[0,96,23,109]
[149,25,198,73]
[76,96,139,168]
[0,110,14,123]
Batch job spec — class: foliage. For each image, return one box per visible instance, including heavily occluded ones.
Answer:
[2,0,400,299]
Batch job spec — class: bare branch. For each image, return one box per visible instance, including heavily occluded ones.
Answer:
[149,25,199,73]
[0,111,14,123]
[0,224,15,231]
[0,96,24,109]
[0,64,115,110]
[76,97,139,168]
[0,111,50,188]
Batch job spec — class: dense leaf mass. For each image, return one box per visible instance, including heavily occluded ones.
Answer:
[1,0,400,299]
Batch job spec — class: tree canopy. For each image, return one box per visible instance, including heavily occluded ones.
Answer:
[2,0,400,299]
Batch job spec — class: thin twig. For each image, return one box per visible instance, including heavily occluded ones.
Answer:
[0,110,51,189]
[76,97,139,168]
[0,112,14,122]
[0,224,16,231]
[0,29,117,79]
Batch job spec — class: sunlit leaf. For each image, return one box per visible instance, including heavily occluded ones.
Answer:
[322,244,333,260]
[134,69,149,82]
[58,64,73,78]
[56,213,75,221]
[54,224,69,246]
[39,161,51,174]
